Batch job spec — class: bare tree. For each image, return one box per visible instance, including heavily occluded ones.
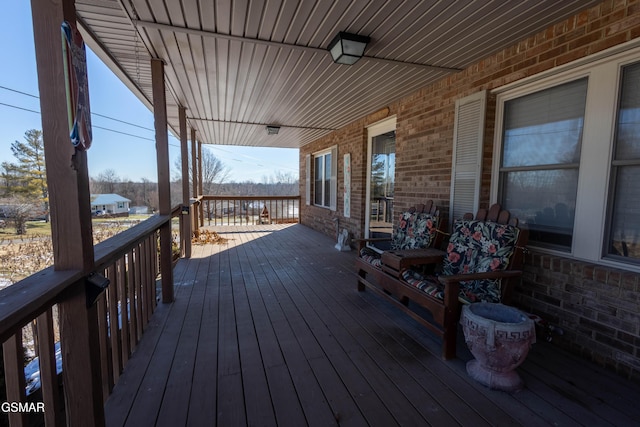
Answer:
[173,147,230,196]
[93,169,120,194]
[139,178,156,209]
[5,197,36,234]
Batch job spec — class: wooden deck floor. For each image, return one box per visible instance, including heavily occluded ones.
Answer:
[104,224,640,426]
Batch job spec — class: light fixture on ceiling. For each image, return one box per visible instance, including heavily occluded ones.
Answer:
[266,125,280,135]
[328,32,370,65]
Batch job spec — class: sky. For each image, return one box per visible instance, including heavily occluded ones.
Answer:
[0,2,299,184]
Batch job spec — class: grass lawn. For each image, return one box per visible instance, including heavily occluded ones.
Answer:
[0,220,52,240]
[0,214,154,241]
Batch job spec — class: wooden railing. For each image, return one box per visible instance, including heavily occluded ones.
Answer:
[0,210,181,426]
[199,195,300,226]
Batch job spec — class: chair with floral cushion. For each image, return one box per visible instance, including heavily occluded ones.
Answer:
[355,200,445,294]
[358,203,527,360]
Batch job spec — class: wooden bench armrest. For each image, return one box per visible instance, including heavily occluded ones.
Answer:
[438,270,522,306]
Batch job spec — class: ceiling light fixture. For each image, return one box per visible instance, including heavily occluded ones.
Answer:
[266,125,280,135]
[328,32,370,65]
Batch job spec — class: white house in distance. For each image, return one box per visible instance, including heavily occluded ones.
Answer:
[90,194,131,216]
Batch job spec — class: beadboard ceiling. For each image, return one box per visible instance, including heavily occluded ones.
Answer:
[75,0,600,148]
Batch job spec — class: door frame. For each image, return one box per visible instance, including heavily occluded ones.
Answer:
[365,116,397,240]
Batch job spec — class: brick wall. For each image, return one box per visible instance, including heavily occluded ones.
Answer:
[300,0,640,380]
[300,107,397,240]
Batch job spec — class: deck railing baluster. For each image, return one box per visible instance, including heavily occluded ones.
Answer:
[117,257,130,366]
[96,292,113,398]
[198,196,300,226]
[36,309,61,426]
[106,264,121,383]
[3,333,27,427]
[127,248,138,348]
[135,245,144,338]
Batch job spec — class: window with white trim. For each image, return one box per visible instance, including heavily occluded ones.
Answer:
[313,146,337,210]
[607,62,640,261]
[493,47,640,268]
[498,78,587,251]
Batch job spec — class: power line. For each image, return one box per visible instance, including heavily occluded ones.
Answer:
[204,145,298,172]
[0,102,39,115]
[0,85,38,98]
[0,101,178,146]
[0,86,295,168]
[0,101,152,140]
[0,85,154,131]
[92,125,154,141]
[92,112,153,131]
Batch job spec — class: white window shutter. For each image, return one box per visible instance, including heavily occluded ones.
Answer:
[330,146,338,211]
[450,91,486,226]
[305,154,311,205]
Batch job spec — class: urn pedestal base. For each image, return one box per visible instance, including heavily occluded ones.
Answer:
[461,303,536,392]
[466,359,524,392]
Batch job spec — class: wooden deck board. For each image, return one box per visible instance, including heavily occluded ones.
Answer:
[186,243,220,425]
[103,244,200,426]
[215,241,248,427]
[104,224,640,427]
[123,246,207,427]
[156,243,213,426]
[277,226,516,426]
[248,231,401,426]
[525,342,640,422]
[236,233,338,427]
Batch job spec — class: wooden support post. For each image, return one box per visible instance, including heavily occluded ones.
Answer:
[198,141,204,227]
[190,128,198,236]
[179,106,192,258]
[151,58,174,303]
[31,0,104,424]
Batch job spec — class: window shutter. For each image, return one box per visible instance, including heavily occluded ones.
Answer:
[450,91,486,225]
[305,154,311,205]
[330,146,338,211]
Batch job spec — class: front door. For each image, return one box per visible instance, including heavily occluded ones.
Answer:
[365,118,396,250]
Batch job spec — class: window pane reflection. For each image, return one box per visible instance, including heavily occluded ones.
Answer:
[324,153,331,207]
[314,157,322,205]
[609,166,640,259]
[503,78,587,167]
[608,62,640,261]
[615,63,640,159]
[502,169,578,250]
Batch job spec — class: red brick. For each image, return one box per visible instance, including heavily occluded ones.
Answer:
[567,30,604,50]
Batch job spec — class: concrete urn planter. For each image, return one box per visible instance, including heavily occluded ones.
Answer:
[461,303,536,392]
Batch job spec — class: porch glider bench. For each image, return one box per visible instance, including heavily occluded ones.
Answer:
[357,204,527,360]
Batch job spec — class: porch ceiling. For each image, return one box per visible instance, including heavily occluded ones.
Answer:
[75,0,600,149]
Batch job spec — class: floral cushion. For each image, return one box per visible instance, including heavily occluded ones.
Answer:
[401,219,520,303]
[359,247,382,268]
[391,211,439,250]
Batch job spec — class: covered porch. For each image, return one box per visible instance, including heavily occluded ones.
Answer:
[2,0,639,425]
[105,224,639,426]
